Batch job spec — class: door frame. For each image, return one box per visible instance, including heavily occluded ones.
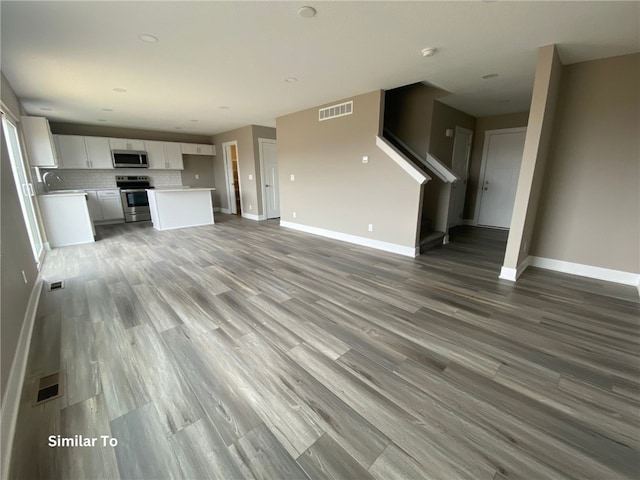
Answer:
[258,137,278,220]
[473,127,527,228]
[222,140,241,215]
[448,126,473,229]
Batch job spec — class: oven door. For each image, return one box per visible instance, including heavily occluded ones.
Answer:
[120,189,151,222]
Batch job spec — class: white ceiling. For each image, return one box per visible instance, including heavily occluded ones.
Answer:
[2,1,638,136]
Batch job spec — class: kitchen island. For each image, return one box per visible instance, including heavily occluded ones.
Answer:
[147,187,215,231]
[38,191,95,247]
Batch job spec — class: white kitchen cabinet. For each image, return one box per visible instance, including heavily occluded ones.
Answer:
[144,140,167,169]
[55,135,90,169]
[164,142,183,169]
[85,190,104,221]
[181,143,215,156]
[109,138,145,151]
[85,137,113,169]
[97,190,124,220]
[21,116,59,167]
[145,140,184,170]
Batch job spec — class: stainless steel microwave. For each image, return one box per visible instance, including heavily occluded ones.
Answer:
[112,150,148,168]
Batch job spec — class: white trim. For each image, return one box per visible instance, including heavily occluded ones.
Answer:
[280,221,418,257]
[220,208,231,214]
[375,136,430,184]
[213,207,221,212]
[1,276,43,480]
[258,138,278,219]
[426,153,458,183]
[462,219,476,226]
[529,256,640,288]
[442,234,450,245]
[242,213,265,221]
[473,127,528,225]
[499,256,531,282]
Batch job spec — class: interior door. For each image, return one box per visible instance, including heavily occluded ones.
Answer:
[477,129,526,228]
[448,127,473,228]
[223,142,239,214]
[260,139,280,219]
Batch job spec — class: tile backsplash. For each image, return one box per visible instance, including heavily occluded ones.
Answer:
[40,168,183,189]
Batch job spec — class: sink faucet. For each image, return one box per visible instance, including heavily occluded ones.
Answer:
[42,171,63,192]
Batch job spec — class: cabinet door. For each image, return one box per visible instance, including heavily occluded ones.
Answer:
[98,190,124,220]
[198,144,215,156]
[164,142,184,169]
[56,135,89,168]
[86,190,104,221]
[85,137,113,169]
[144,140,167,169]
[180,143,198,155]
[109,138,145,151]
[21,116,58,167]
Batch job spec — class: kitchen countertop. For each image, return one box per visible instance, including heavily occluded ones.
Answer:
[148,187,215,192]
[39,190,87,197]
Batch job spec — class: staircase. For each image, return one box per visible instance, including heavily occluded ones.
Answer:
[419,217,446,253]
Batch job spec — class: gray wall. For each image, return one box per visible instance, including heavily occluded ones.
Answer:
[504,45,563,270]
[212,125,276,217]
[181,154,218,208]
[466,112,529,219]
[1,73,38,402]
[532,53,640,273]
[276,90,423,248]
[49,122,211,144]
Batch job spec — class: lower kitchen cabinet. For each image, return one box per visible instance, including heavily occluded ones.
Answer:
[86,189,124,223]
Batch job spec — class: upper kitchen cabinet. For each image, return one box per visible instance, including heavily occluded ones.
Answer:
[55,135,90,169]
[109,138,145,151]
[84,136,113,168]
[144,140,183,170]
[20,116,59,167]
[181,143,216,156]
[55,135,114,169]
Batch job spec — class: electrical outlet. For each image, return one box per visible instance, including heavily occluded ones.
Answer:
[21,270,27,284]
[362,156,369,164]
[249,204,252,210]
[293,211,297,219]
[368,224,374,232]
[248,174,253,180]
[290,174,295,181]
[195,174,199,180]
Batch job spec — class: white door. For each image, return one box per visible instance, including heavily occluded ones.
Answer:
[260,139,280,219]
[448,127,473,228]
[223,142,238,214]
[2,112,44,265]
[477,128,527,228]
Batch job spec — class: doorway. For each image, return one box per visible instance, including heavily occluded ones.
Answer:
[223,141,241,215]
[259,138,280,219]
[475,127,527,229]
[448,126,473,228]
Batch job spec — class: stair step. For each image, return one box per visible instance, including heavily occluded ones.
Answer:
[420,231,446,253]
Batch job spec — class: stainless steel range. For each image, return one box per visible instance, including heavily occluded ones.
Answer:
[116,175,154,222]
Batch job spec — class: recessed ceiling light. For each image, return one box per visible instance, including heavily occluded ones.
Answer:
[113,88,127,93]
[482,73,499,79]
[189,119,198,122]
[175,126,182,130]
[219,106,230,110]
[102,108,114,112]
[421,47,437,57]
[40,107,52,111]
[138,34,159,43]
[298,6,316,18]
[284,77,298,83]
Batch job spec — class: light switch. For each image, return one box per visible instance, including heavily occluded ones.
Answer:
[195,174,199,180]
[293,211,297,219]
[362,156,369,164]
[290,174,295,181]
[248,174,253,180]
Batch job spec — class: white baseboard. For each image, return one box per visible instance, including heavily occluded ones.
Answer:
[528,256,640,289]
[213,207,221,212]
[280,221,418,257]
[442,234,450,245]
[220,208,231,214]
[499,256,531,282]
[242,213,266,221]
[462,219,477,226]
[1,276,43,480]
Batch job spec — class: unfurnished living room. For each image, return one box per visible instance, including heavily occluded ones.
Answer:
[1,2,639,479]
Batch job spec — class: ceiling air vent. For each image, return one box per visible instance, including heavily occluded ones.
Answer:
[319,101,353,121]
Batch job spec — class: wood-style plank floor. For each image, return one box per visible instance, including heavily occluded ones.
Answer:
[10,215,640,480]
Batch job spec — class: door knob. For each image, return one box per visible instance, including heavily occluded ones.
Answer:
[483,187,489,191]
